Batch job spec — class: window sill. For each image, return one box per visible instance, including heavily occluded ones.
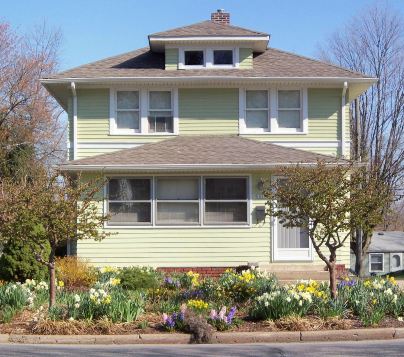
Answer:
[104,224,252,229]
[109,132,178,136]
[239,131,308,135]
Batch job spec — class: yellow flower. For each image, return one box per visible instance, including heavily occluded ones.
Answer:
[110,278,120,286]
[387,276,397,285]
[57,280,64,288]
[187,271,200,287]
[297,284,305,292]
[187,299,208,310]
[103,295,111,304]
[306,286,316,294]
[372,298,377,305]
[364,280,371,288]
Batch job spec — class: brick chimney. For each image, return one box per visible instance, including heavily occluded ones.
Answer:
[211,9,230,25]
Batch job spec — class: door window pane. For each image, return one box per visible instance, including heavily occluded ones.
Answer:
[205,178,247,200]
[185,51,204,66]
[213,50,233,65]
[108,202,151,225]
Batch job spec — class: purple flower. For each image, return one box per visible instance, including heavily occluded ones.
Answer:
[226,307,237,324]
[338,280,356,289]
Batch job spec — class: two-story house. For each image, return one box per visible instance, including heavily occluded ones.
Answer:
[41,10,375,275]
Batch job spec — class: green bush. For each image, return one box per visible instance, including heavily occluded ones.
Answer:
[0,236,50,282]
[118,266,162,291]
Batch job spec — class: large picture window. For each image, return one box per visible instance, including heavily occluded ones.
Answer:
[204,178,248,224]
[106,176,249,226]
[107,178,152,225]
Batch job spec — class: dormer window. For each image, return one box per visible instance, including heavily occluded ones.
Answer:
[184,50,204,66]
[179,48,238,69]
[213,50,233,65]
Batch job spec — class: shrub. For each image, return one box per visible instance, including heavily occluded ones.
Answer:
[118,266,162,291]
[56,257,97,290]
[0,236,50,282]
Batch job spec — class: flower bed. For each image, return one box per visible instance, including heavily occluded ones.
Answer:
[1,265,404,339]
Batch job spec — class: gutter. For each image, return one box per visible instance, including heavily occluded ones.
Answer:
[41,77,378,84]
[341,81,348,157]
[70,82,77,160]
[58,162,360,172]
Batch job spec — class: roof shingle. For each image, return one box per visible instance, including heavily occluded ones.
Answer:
[62,135,339,170]
[149,20,268,37]
[48,47,370,80]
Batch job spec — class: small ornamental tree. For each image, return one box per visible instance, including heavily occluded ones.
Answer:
[0,170,111,307]
[263,161,389,299]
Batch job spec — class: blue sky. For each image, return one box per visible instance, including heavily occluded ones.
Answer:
[1,0,403,71]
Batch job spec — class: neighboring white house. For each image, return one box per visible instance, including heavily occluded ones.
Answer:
[351,231,404,276]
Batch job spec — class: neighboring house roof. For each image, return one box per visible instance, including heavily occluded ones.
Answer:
[60,135,342,172]
[45,47,369,80]
[369,231,404,253]
[149,20,268,37]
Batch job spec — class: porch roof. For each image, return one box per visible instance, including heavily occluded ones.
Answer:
[60,135,344,172]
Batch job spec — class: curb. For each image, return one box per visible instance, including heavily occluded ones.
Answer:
[2,328,404,345]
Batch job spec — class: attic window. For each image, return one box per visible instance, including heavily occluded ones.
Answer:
[213,50,233,65]
[184,50,204,66]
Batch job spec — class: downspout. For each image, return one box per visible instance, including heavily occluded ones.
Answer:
[68,82,77,257]
[70,82,77,161]
[341,81,348,157]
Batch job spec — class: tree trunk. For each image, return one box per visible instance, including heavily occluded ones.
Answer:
[329,250,338,299]
[48,247,56,308]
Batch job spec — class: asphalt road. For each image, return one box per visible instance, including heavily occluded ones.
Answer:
[0,339,403,357]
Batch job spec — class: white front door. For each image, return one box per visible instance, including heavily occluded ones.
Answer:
[390,253,402,272]
[272,216,313,261]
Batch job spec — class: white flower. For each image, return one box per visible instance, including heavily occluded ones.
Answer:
[264,301,269,307]
[398,317,403,322]
[384,288,393,296]
[89,288,95,294]
[298,300,303,306]
[74,303,80,309]
[286,297,291,303]
[74,294,81,303]
[69,317,74,321]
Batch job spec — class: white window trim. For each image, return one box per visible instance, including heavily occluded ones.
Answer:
[369,253,384,273]
[109,88,178,136]
[179,47,239,70]
[239,87,308,135]
[104,174,251,229]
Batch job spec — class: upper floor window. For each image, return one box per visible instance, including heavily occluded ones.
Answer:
[110,89,178,135]
[277,90,302,130]
[179,48,238,69]
[239,88,307,134]
[245,90,269,131]
[114,91,140,133]
[148,91,173,133]
[213,50,233,65]
[184,50,204,66]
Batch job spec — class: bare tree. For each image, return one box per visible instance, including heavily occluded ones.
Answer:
[318,4,404,276]
[0,22,65,178]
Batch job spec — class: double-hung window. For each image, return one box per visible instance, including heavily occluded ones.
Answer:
[156,177,200,225]
[369,253,384,272]
[107,178,152,225]
[148,91,173,133]
[114,91,140,133]
[204,178,248,225]
[245,90,270,131]
[277,90,302,131]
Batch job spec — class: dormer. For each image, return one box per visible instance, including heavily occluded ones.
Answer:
[148,10,269,70]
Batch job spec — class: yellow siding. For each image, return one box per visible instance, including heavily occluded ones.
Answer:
[165,48,178,70]
[239,48,253,69]
[77,172,350,268]
[179,88,239,134]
